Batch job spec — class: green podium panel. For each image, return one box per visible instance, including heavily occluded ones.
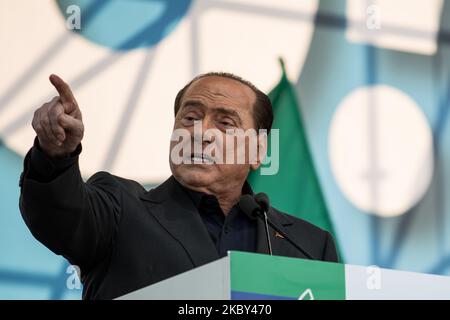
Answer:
[118,251,450,300]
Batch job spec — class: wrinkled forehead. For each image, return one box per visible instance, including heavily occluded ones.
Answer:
[182,76,256,111]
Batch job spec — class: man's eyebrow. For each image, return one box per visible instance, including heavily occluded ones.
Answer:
[181,100,243,125]
[182,100,205,108]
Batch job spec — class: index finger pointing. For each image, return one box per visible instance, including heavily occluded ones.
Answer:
[49,74,77,107]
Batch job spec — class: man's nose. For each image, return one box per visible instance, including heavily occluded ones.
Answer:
[193,118,215,144]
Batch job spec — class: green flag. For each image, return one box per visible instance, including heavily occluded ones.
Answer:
[248,60,342,259]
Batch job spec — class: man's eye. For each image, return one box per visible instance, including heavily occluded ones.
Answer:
[219,120,234,127]
[184,116,198,121]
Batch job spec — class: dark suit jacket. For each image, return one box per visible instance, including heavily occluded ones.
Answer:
[19,147,338,300]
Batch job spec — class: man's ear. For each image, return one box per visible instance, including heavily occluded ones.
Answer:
[250,132,268,171]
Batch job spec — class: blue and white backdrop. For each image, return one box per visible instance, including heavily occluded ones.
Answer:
[0,0,449,299]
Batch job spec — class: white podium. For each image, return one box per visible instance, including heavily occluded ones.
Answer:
[117,251,450,300]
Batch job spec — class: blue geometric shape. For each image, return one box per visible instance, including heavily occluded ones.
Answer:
[231,291,296,300]
[56,0,191,50]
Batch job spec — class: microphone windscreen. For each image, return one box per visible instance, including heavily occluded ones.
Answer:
[254,192,270,212]
[238,195,260,220]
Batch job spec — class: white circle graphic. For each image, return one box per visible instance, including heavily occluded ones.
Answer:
[329,85,434,217]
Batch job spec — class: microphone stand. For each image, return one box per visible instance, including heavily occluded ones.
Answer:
[262,210,273,256]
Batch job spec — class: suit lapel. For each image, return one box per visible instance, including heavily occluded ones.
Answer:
[256,208,296,257]
[139,176,219,267]
[139,177,300,262]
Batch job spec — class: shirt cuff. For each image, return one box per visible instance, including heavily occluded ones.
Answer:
[23,137,82,183]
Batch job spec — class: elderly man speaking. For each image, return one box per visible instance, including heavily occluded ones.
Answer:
[19,73,338,299]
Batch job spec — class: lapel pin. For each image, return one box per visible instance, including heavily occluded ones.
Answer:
[274,231,284,239]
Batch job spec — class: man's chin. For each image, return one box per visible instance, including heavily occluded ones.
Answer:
[172,165,216,187]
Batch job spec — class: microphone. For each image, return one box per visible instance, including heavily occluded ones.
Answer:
[239,194,273,255]
[238,193,315,259]
[238,194,261,219]
[254,193,269,213]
